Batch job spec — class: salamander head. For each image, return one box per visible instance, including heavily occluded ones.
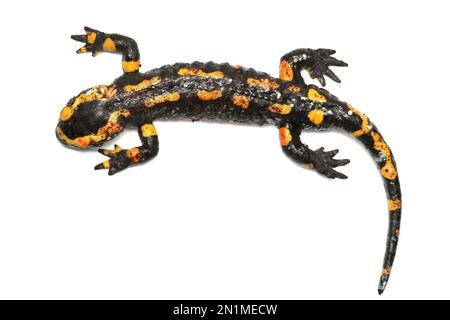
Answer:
[55,85,130,149]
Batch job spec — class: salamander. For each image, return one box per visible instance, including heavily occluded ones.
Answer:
[56,27,402,294]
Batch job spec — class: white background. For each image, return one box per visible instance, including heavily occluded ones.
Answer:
[0,0,448,300]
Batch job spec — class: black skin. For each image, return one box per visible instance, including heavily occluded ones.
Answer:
[56,27,401,294]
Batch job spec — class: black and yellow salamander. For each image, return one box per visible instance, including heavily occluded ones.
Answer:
[56,27,401,294]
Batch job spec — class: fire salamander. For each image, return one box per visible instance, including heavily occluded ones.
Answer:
[56,27,401,294]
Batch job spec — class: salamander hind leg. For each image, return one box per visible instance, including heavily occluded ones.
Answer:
[279,48,348,86]
[71,26,141,73]
[279,123,350,179]
[95,123,159,175]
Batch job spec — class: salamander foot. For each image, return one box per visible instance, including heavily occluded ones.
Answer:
[95,144,142,175]
[311,147,350,179]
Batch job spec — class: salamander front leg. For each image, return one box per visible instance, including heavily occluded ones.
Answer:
[71,26,141,73]
[279,49,348,86]
[279,123,350,179]
[95,123,159,175]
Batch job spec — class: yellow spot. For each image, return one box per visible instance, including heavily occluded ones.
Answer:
[177,68,224,78]
[308,109,326,125]
[124,77,161,93]
[247,78,280,90]
[197,90,222,101]
[102,160,110,169]
[395,229,400,237]
[145,92,181,107]
[77,47,88,53]
[288,86,301,93]
[126,148,141,163]
[59,85,117,121]
[381,163,397,180]
[388,199,402,211]
[60,107,74,121]
[102,145,123,156]
[348,104,370,137]
[56,109,130,148]
[308,89,327,103]
[92,51,101,57]
[371,131,398,180]
[103,37,117,52]
[233,65,242,69]
[269,103,292,115]
[232,95,250,109]
[279,60,294,81]
[382,268,391,276]
[279,127,292,146]
[122,59,141,73]
[141,124,157,137]
[87,32,97,44]
[303,163,314,169]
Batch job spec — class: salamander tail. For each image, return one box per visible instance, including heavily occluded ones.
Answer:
[337,103,402,294]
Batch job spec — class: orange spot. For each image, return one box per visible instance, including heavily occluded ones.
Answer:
[87,32,97,44]
[197,90,222,101]
[60,107,73,121]
[308,109,325,125]
[177,68,224,78]
[395,229,400,237]
[145,92,181,107]
[77,46,88,53]
[124,77,161,92]
[141,124,157,137]
[288,86,301,93]
[75,137,90,148]
[103,37,117,52]
[269,103,292,115]
[348,104,370,137]
[247,78,280,90]
[232,95,250,109]
[371,131,397,180]
[126,148,141,163]
[279,127,292,146]
[381,163,397,180]
[382,268,391,276]
[308,89,327,103]
[279,60,294,81]
[122,59,141,73]
[102,160,110,169]
[102,145,123,156]
[388,199,402,211]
